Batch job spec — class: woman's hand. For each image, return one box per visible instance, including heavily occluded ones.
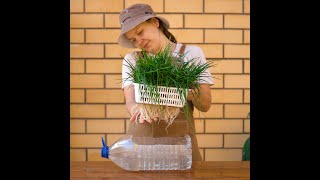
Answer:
[129,111,141,123]
[129,111,159,124]
[187,89,197,101]
[124,85,155,124]
[186,84,212,112]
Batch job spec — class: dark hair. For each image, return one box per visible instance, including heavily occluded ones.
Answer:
[147,18,177,43]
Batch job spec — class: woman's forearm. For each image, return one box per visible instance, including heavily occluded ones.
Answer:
[123,86,138,116]
[188,84,212,112]
[126,101,138,116]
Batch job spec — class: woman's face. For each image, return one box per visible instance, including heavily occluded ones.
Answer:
[125,18,163,54]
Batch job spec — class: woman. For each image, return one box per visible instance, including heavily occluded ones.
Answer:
[119,4,214,161]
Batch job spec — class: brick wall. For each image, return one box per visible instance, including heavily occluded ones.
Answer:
[70,0,250,162]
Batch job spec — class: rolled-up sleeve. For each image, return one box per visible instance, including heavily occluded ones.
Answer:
[122,53,136,89]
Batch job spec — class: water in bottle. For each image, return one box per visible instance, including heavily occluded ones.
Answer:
[101,134,192,171]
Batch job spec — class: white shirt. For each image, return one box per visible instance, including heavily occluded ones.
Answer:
[121,43,214,89]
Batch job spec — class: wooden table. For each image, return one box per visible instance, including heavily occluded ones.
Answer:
[71,161,250,179]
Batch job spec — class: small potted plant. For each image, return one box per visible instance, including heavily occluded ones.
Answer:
[242,112,250,161]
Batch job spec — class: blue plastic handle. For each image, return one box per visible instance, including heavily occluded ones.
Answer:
[101,137,109,158]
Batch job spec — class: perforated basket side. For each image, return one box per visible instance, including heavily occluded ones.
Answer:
[133,83,188,107]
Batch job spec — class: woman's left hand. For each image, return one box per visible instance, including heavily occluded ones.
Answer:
[186,84,212,112]
[186,89,196,101]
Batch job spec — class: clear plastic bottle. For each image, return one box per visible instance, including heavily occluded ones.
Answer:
[101,134,192,171]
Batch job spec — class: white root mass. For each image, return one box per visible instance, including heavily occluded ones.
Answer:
[131,104,180,127]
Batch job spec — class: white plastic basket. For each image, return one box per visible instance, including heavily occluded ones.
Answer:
[133,83,189,107]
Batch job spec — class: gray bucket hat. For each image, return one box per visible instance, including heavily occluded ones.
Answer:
[118,4,170,48]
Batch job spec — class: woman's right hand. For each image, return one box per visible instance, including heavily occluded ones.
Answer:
[130,111,158,124]
[130,111,142,123]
